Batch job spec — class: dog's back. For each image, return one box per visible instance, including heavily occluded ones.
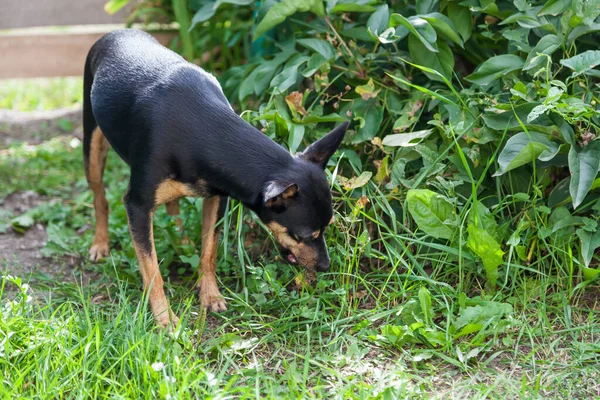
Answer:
[84,29,229,165]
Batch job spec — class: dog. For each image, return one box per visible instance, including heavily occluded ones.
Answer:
[83,29,348,328]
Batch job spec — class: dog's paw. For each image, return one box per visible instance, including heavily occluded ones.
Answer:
[155,312,180,331]
[200,292,227,313]
[89,242,110,261]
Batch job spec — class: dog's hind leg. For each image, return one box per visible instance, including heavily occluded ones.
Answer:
[198,195,228,312]
[85,127,111,261]
[83,54,111,261]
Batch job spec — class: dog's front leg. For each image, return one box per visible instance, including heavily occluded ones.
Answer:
[198,195,228,312]
[125,197,178,328]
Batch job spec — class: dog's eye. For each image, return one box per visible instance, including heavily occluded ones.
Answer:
[291,233,301,242]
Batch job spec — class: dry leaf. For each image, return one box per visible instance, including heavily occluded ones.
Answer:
[355,78,380,100]
[357,195,370,208]
[285,91,307,116]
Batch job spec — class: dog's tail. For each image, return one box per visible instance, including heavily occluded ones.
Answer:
[82,49,97,176]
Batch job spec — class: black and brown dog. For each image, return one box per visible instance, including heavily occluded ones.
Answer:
[83,29,348,328]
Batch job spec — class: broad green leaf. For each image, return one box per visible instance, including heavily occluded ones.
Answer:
[11,214,34,230]
[548,176,571,207]
[301,113,346,124]
[342,26,378,42]
[538,0,572,16]
[330,2,376,13]
[524,34,561,71]
[407,189,458,240]
[465,55,525,86]
[500,12,544,29]
[454,301,512,329]
[416,0,435,14]
[482,103,550,130]
[270,55,309,92]
[289,124,305,153]
[560,50,600,77]
[567,23,600,46]
[467,224,504,288]
[367,4,389,36]
[569,142,600,209]
[418,287,433,326]
[297,38,337,60]
[447,2,472,42]
[583,267,600,281]
[420,12,464,47]
[374,156,389,185]
[350,99,383,144]
[494,132,560,176]
[274,112,288,139]
[390,14,438,52]
[408,36,454,82]
[575,0,600,25]
[302,53,327,77]
[190,0,253,28]
[190,4,215,27]
[179,254,200,268]
[577,228,600,268]
[253,0,325,40]
[382,129,433,147]
[468,201,501,242]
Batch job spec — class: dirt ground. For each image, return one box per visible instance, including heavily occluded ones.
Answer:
[0,190,97,289]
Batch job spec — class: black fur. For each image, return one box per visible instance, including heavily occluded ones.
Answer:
[83,29,348,272]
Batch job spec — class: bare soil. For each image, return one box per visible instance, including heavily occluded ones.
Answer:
[0,190,98,290]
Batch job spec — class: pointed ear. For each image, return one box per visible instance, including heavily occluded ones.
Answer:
[263,182,299,211]
[300,121,349,169]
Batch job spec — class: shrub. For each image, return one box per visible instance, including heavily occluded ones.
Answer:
[111,0,600,287]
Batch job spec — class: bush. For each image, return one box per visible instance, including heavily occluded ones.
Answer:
[114,0,600,287]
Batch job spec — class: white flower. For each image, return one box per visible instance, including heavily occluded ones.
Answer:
[151,362,165,372]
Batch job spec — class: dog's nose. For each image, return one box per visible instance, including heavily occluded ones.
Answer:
[316,258,330,272]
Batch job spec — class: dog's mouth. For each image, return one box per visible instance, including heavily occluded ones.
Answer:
[278,245,298,264]
[284,249,298,264]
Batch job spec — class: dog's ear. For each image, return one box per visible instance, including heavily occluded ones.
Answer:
[300,121,349,169]
[264,182,299,211]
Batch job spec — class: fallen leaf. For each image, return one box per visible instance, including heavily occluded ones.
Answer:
[338,171,373,190]
[357,195,370,208]
[285,91,308,116]
[356,78,381,100]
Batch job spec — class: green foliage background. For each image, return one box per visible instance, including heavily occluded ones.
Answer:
[123,0,600,286]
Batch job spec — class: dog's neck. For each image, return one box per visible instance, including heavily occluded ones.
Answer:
[192,107,295,208]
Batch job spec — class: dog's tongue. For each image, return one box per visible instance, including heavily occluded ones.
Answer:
[287,253,298,264]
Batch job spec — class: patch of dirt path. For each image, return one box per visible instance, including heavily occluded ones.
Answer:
[0,191,98,288]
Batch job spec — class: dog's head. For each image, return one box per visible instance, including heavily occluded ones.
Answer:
[256,122,349,272]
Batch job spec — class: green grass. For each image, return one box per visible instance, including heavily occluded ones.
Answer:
[0,77,83,112]
[2,137,600,398]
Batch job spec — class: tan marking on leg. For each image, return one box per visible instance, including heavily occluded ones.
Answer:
[198,196,226,312]
[154,179,198,207]
[165,199,189,245]
[127,210,179,329]
[87,127,111,261]
[267,222,319,269]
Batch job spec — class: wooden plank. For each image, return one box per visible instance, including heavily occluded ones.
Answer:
[0,29,177,79]
[0,0,133,29]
